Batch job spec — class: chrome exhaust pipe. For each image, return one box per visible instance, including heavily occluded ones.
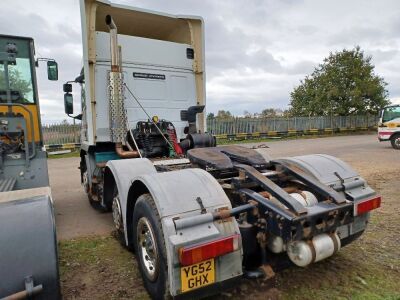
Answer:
[106,15,139,159]
[105,15,119,72]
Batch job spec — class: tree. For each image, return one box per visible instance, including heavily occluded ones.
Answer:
[216,110,233,119]
[207,112,215,119]
[0,68,32,101]
[290,46,390,116]
[243,110,253,118]
[260,108,277,118]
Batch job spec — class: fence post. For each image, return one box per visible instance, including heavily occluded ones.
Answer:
[287,116,290,131]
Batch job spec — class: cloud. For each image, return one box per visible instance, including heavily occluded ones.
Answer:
[0,0,399,119]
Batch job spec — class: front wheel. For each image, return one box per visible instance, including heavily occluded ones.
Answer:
[112,185,125,244]
[132,194,169,299]
[390,133,400,149]
[82,169,105,211]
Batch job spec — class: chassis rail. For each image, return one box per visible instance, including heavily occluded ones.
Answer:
[232,163,355,241]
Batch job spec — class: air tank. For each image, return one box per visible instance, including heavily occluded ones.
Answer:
[287,233,341,267]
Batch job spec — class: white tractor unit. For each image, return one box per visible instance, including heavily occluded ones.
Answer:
[63,0,381,298]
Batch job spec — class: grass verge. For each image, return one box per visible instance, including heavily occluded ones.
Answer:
[216,131,375,145]
[48,151,80,159]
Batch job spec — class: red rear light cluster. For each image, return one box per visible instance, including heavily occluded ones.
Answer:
[355,196,381,216]
[179,234,240,266]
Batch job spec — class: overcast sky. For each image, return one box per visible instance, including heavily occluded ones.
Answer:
[1,0,399,122]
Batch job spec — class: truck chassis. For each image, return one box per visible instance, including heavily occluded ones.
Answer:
[79,142,379,299]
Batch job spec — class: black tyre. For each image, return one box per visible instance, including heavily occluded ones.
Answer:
[390,133,400,150]
[81,156,109,212]
[133,194,169,299]
[83,168,106,211]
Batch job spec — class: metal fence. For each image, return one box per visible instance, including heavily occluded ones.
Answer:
[42,115,378,145]
[207,115,378,135]
[42,123,80,145]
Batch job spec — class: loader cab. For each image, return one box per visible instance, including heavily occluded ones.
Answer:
[0,35,58,142]
[0,34,58,191]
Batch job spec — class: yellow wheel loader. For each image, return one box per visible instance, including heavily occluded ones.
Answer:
[0,34,60,299]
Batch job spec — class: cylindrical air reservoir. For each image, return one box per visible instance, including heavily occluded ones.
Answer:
[287,233,341,267]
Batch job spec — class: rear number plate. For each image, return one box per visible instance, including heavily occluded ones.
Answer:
[180,258,215,292]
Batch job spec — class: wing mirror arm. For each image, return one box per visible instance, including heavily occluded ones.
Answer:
[36,58,58,81]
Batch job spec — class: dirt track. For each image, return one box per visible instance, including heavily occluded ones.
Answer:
[49,134,398,240]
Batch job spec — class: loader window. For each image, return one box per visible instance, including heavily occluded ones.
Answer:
[382,106,400,123]
[0,37,36,104]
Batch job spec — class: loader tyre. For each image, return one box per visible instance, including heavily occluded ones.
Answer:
[133,193,169,299]
[390,133,400,149]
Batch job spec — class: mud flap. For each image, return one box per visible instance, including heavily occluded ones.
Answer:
[0,192,60,299]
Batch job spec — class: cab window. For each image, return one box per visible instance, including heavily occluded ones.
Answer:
[383,106,400,123]
[0,37,36,104]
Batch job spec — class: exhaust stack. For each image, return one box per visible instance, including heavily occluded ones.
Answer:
[106,15,139,158]
[105,15,120,72]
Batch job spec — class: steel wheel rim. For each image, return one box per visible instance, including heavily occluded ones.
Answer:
[112,195,122,231]
[137,217,159,281]
[83,171,89,193]
[395,137,400,147]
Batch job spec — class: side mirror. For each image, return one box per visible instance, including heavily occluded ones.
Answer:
[47,61,58,81]
[63,83,72,93]
[64,93,73,115]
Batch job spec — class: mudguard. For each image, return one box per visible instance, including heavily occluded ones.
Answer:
[134,168,242,296]
[105,158,242,296]
[104,158,157,242]
[0,188,60,299]
[275,154,375,200]
[275,154,375,241]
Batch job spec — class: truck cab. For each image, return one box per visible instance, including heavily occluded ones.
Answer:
[378,105,400,149]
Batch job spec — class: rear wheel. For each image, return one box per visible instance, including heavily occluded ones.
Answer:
[390,133,400,149]
[133,194,169,299]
